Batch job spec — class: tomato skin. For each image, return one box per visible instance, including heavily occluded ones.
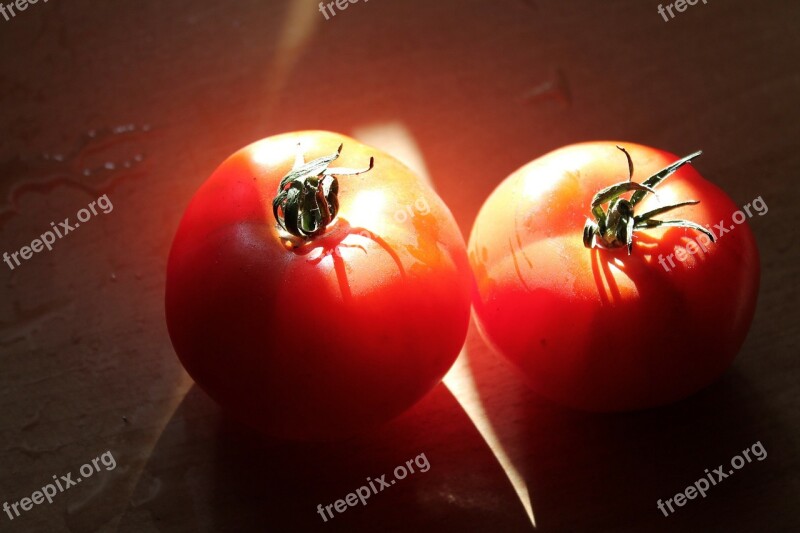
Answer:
[166,131,472,440]
[468,142,760,412]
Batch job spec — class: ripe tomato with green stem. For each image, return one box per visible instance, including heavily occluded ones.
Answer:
[166,131,472,440]
[468,142,759,411]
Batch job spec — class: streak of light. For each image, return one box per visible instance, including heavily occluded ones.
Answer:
[444,349,537,529]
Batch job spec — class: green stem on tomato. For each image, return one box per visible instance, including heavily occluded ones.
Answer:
[582,147,715,254]
[272,144,373,240]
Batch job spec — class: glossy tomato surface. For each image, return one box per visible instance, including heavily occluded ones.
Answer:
[166,131,472,440]
[469,142,760,411]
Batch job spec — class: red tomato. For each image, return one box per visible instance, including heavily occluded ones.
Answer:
[166,131,472,439]
[468,142,760,411]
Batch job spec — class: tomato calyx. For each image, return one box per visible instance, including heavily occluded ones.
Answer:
[582,146,716,254]
[272,143,374,241]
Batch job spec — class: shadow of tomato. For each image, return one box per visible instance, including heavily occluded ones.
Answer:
[116,382,533,532]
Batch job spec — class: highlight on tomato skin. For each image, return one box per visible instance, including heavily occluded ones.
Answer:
[165,130,474,441]
[468,141,760,412]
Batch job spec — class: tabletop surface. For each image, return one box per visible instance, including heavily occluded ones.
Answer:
[0,0,798,531]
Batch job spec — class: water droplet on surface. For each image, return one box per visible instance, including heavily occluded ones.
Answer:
[0,124,152,228]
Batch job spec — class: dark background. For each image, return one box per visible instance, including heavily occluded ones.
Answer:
[0,0,798,531]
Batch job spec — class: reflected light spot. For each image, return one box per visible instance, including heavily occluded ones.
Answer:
[522,147,596,200]
[344,189,387,233]
[522,169,563,201]
[251,137,298,167]
[522,150,592,198]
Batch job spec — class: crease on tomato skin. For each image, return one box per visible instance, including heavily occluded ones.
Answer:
[331,250,353,301]
[508,237,534,294]
[514,213,535,269]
